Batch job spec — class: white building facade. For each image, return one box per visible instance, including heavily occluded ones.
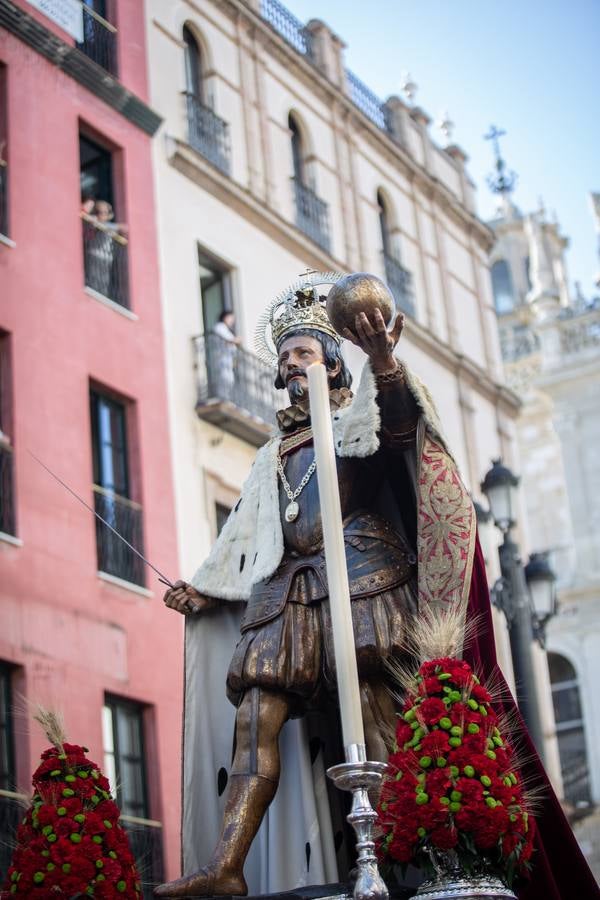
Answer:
[489,190,600,877]
[145,0,524,890]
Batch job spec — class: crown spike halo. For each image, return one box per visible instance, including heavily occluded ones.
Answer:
[254,270,346,365]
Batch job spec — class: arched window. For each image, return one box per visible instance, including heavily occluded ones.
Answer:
[377,189,392,256]
[491,259,515,315]
[183,24,203,102]
[289,113,305,185]
[376,188,414,316]
[548,653,591,807]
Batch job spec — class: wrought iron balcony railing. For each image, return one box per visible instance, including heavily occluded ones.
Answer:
[260,0,313,57]
[0,790,26,886]
[383,252,415,317]
[193,333,283,446]
[346,70,388,132]
[499,324,540,364]
[94,486,145,587]
[560,306,600,357]
[0,442,16,537]
[260,0,396,140]
[186,93,231,176]
[561,755,592,809]
[82,214,130,309]
[121,815,164,900]
[292,177,330,252]
[76,4,118,75]
[0,162,8,238]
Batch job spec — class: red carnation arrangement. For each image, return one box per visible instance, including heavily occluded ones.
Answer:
[377,654,535,887]
[1,712,141,898]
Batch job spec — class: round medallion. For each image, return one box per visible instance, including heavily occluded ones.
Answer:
[285,501,299,522]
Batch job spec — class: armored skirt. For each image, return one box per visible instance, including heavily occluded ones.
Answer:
[226,511,418,712]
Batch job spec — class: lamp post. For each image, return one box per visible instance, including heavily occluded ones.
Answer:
[524,551,558,646]
[480,459,557,763]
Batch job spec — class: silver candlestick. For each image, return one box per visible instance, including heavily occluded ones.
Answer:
[327,743,390,900]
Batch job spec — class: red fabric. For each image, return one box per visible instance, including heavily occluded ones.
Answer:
[464,537,599,899]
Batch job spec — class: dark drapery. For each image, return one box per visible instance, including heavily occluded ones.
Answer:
[465,538,599,900]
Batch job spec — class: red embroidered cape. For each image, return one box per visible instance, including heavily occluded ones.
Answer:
[415,434,597,897]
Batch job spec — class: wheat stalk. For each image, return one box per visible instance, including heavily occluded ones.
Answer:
[33,708,67,754]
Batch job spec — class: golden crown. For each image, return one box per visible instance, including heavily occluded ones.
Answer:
[254,271,345,365]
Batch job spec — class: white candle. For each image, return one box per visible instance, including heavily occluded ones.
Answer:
[307,362,365,749]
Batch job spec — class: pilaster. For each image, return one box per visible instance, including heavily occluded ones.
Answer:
[304,19,347,90]
[381,94,408,148]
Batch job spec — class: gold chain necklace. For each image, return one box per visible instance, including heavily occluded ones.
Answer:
[276,452,317,522]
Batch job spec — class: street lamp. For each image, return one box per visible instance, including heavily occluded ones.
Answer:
[481,459,547,760]
[480,458,519,533]
[525,551,558,645]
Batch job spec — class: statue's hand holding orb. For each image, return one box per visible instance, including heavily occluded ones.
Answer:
[326,272,394,334]
[326,272,404,374]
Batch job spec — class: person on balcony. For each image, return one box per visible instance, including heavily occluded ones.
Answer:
[211,310,241,398]
[84,200,126,299]
[80,191,95,216]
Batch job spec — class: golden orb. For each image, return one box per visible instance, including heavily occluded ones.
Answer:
[326,273,395,337]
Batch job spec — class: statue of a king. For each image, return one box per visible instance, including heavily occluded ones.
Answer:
[155,273,597,900]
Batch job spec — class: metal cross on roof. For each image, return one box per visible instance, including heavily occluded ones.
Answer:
[484,124,517,195]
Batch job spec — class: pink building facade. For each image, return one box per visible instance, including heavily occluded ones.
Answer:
[0,1,183,892]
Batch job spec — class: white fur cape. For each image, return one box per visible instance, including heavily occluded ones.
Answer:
[191,360,450,602]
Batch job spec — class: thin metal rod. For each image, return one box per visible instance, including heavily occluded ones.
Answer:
[28,451,174,588]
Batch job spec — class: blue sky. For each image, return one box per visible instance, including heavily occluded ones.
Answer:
[283,0,600,294]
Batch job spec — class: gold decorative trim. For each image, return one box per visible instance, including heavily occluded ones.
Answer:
[417,435,476,621]
[279,427,313,456]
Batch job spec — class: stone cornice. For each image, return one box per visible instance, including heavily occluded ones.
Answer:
[209,0,495,252]
[168,137,517,417]
[0,0,162,136]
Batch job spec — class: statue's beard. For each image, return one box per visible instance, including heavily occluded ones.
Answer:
[286,375,307,404]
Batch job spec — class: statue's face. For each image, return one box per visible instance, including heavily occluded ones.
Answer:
[277,334,339,403]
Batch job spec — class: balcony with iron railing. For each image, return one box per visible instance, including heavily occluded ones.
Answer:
[383,252,415,317]
[186,93,231,176]
[499,324,541,364]
[0,161,8,239]
[193,333,283,446]
[561,755,592,811]
[346,70,388,132]
[0,440,16,538]
[82,214,130,309]
[260,0,314,57]
[292,177,330,252]
[0,790,26,885]
[121,815,164,899]
[76,4,118,75]
[94,485,145,587]
[559,304,600,358]
[261,0,394,141]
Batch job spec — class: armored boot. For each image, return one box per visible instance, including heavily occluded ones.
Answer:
[154,773,277,897]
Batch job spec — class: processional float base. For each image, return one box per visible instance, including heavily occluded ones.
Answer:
[184,884,415,900]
